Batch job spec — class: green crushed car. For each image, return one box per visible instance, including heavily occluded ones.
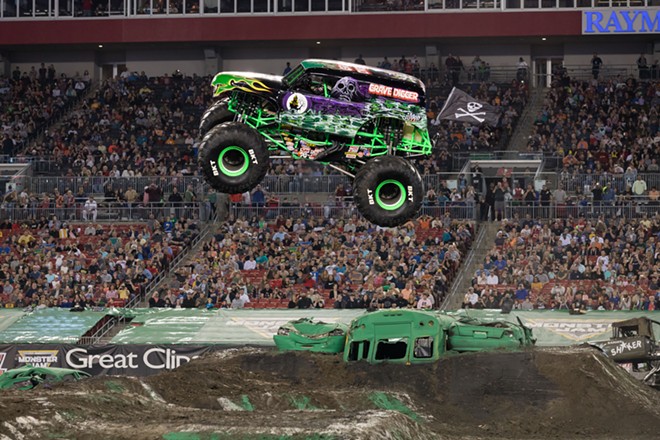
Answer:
[0,366,91,390]
[274,310,535,364]
[445,315,537,353]
[273,318,348,354]
[198,59,431,227]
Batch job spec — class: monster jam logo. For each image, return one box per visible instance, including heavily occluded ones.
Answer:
[523,319,611,342]
[285,93,308,114]
[0,352,7,375]
[17,350,59,367]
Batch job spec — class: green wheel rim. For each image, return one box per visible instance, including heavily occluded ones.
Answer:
[218,146,249,177]
[375,179,406,211]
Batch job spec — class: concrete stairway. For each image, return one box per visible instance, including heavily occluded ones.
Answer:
[136,213,221,307]
[507,87,547,153]
[441,221,500,310]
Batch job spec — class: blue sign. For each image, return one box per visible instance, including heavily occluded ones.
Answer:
[583,9,660,34]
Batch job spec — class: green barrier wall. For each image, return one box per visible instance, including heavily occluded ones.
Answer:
[2,308,659,346]
[0,309,107,344]
[0,309,23,334]
[109,308,660,346]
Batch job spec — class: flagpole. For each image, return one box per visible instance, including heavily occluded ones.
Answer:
[438,87,457,119]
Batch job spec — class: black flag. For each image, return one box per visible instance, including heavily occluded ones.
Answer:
[437,87,500,126]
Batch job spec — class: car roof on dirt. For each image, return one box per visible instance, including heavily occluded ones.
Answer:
[296,59,426,96]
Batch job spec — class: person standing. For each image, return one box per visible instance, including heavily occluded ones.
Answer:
[637,53,648,80]
[591,53,603,80]
[516,57,528,82]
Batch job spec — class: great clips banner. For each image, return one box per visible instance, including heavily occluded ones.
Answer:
[0,344,218,377]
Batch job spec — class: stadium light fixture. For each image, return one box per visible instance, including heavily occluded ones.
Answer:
[98,44,103,48]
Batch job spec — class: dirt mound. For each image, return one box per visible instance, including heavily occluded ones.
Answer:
[1,347,659,440]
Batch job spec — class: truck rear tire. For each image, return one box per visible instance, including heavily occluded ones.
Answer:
[353,156,423,227]
[198,122,269,194]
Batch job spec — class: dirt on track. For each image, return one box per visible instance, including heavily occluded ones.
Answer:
[1,347,660,440]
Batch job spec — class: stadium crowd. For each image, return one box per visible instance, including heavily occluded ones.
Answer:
[152,214,474,310]
[462,213,660,312]
[0,216,199,309]
[1,65,89,158]
[528,77,659,180]
[2,57,528,186]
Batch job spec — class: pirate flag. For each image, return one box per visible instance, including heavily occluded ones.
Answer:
[437,87,500,126]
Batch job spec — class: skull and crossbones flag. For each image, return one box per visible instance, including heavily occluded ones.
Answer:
[437,87,500,126]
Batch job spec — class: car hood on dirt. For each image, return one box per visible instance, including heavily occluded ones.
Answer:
[281,318,347,336]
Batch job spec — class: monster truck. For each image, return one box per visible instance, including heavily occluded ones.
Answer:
[590,317,660,388]
[198,59,432,227]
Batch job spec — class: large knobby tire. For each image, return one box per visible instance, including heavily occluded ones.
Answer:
[198,122,269,194]
[199,99,234,137]
[353,156,423,227]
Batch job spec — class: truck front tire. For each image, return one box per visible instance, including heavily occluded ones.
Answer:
[198,122,270,194]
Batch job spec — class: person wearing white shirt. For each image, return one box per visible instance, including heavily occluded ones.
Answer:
[486,272,499,285]
[243,257,257,271]
[416,293,434,309]
[467,290,479,307]
[239,289,250,305]
[596,251,609,271]
[83,197,98,221]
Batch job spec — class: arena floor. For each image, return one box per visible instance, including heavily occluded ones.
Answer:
[1,347,659,440]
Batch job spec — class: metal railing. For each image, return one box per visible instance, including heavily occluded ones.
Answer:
[2,0,658,19]
[77,315,126,345]
[0,202,214,222]
[229,203,477,220]
[554,172,660,194]
[25,175,208,197]
[502,200,659,220]
[15,173,469,197]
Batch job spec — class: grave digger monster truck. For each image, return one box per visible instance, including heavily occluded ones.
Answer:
[198,59,432,227]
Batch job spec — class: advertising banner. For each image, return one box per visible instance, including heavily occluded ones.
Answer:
[60,345,215,376]
[0,344,217,376]
[583,8,660,34]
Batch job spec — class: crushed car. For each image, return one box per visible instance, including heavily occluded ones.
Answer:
[274,317,348,354]
[0,366,91,391]
[274,310,535,364]
[198,59,431,227]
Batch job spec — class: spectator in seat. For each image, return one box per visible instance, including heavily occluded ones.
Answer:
[310,289,324,309]
[82,197,97,222]
[632,175,647,197]
[297,292,312,309]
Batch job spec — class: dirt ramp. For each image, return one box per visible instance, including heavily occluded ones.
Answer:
[2,347,660,440]
[144,347,660,439]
